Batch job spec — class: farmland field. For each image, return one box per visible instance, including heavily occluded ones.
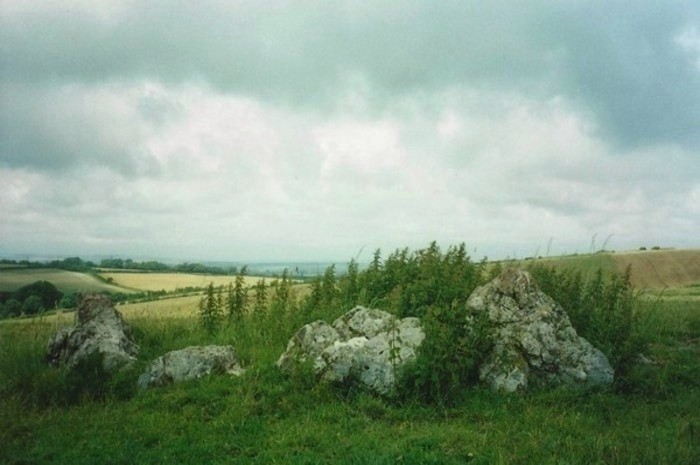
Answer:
[528,249,700,290]
[96,272,265,292]
[0,268,131,294]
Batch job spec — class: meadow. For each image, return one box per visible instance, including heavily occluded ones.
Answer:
[97,272,265,293]
[1,246,698,464]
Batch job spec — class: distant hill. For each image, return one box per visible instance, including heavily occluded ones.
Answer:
[609,249,700,289]
[528,249,700,290]
[0,268,132,295]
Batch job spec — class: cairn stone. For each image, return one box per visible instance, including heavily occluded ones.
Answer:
[46,294,138,372]
[277,306,425,396]
[467,268,614,392]
[138,345,244,390]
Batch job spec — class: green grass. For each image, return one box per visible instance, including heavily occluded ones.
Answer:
[528,252,618,278]
[2,297,699,464]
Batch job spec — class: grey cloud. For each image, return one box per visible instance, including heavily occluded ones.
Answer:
[3,1,699,149]
[542,1,700,149]
[0,83,161,175]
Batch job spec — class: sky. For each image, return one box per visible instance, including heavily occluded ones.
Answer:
[1,0,699,263]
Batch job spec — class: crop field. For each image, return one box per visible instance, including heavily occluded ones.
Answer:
[97,272,266,292]
[527,249,700,290]
[0,268,131,294]
[610,249,700,289]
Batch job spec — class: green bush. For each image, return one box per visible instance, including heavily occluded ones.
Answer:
[401,302,492,404]
[21,295,45,315]
[1,299,21,318]
[527,263,646,385]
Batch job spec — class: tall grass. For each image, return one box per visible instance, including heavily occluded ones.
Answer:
[1,243,698,464]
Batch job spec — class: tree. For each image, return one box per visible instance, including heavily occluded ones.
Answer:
[3,299,21,318]
[22,295,45,315]
[59,293,79,309]
[14,281,63,309]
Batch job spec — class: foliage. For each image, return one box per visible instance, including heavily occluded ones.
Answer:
[527,263,646,383]
[21,295,45,315]
[401,303,493,404]
[6,280,63,309]
[251,278,268,322]
[343,242,492,402]
[354,242,487,319]
[199,283,223,334]
[59,292,80,309]
[226,266,248,324]
[1,299,21,318]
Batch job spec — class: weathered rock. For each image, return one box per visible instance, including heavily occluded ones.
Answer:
[46,294,138,372]
[138,345,244,390]
[276,320,340,374]
[277,306,425,396]
[467,268,614,392]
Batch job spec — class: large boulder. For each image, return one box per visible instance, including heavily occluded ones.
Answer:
[277,306,425,396]
[138,345,244,390]
[467,268,614,392]
[46,294,138,372]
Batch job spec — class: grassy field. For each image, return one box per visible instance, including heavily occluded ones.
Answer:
[1,249,699,464]
[0,268,132,294]
[527,249,700,290]
[1,295,698,464]
[97,272,265,292]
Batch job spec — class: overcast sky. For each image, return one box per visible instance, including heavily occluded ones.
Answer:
[1,1,699,263]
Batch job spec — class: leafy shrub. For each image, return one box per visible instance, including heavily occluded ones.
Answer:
[2,299,21,318]
[527,263,646,383]
[21,295,45,315]
[343,242,493,403]
[401,302,492,404]
[14,280,63,309]
[355,242,487,319]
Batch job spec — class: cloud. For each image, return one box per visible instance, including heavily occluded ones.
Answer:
[1,2,699,261]
[3,1,699,149]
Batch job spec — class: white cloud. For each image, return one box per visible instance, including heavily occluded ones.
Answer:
[2,2,699,261]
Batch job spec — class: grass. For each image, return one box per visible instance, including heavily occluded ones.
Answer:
[2,243,699,464]
[528,249,700,290]
[1,294,698,464]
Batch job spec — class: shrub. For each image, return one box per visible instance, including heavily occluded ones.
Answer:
[527,263,646,384]
[21,295,45,315]
[1,299,21,318]
[401,302,492,404]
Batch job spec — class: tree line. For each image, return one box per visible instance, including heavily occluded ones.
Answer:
[0,257,240,275]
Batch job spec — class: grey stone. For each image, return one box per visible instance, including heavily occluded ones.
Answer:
[467,268,614,392]
[46,294,138,372]
[138,345,244,390]
[277,306,425,396]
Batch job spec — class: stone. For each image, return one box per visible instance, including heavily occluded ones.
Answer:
[138,345,244,390]
[46,294,138,372]
[276,320,340,374]
[467,268,614,392]
[277,306,425,396]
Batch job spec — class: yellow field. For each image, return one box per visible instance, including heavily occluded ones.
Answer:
[97,272,265,292]
[610,249,700,289]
